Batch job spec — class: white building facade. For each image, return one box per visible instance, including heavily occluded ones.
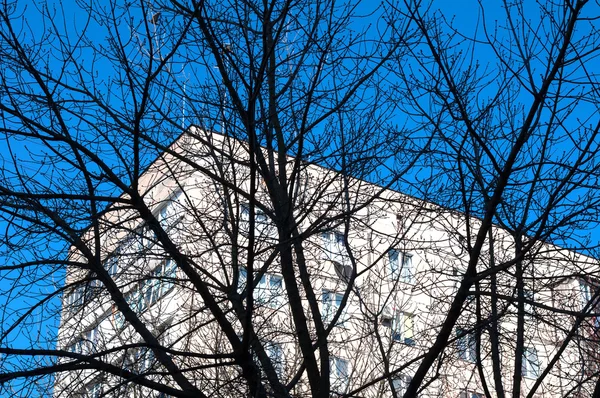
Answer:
[56,130,600,398]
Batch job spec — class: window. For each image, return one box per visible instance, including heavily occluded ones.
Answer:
[389,250,399,277]
[104,255,118,277]
[66,338,84,354]
[114,289,143,327]
[136,347,155,373]
[391,374,412,396]
[459,391,484,398]
[154,258,177,296]
[158,203,170,228]
[239,268,284,308]
[241,203,268,223]
[256,209,268,225]
[322,290,345,325]
[65,285,86,310]
[132,289,146,313]
[389,250,413,283]
[136,224,155,253]
[117,235,136,267]
[88,383,102,398]
[522,346,540,378]
[240,203,270,236]
[113,307,124,329]
[456,328,476,362]
[164,258,177,288]
[578,280,600,327]
[255,273,284,308]
[238,267,247,294]
[84,280,98,301]
[66,281,101,309]
[89,275,101,289]
[141,275,161,310]
[157,190,183,230]
[385,311,414,345]
[265,341,284,377]
[330,356,349,393]
[580,280,594,308]
[124,347,154,374]
[136,259,177,312]
[322,230,346,259]
[322,230,344,245]
[81,326,99,354]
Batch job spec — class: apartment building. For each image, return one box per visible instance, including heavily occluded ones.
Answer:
[56,129,599,397]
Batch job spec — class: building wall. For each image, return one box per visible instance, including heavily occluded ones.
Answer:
[55,130,599,397]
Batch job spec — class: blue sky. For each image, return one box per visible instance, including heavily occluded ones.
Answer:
[1,0,600,396]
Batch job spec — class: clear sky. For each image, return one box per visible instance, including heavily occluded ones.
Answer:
[1,0,599,396]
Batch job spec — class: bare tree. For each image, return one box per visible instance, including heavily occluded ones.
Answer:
[0,0,415,397]
[1,0,600,397]
[386,0,600,397]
